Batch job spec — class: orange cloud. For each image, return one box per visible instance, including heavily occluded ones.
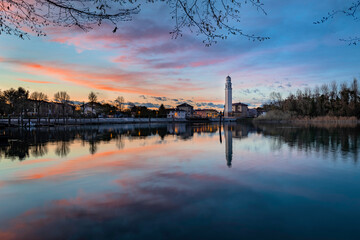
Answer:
[3,58,205,98]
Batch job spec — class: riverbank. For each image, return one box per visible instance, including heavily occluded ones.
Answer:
[254,111,360,127]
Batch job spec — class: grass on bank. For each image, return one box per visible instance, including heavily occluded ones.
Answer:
[255,110,359,127]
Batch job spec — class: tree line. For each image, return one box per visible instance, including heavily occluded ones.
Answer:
[264,78,360,118]
[0,87,171,120]
[0,87,125,118]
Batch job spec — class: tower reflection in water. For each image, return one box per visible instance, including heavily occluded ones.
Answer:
[221,123,252,168]
[224,124,233,168]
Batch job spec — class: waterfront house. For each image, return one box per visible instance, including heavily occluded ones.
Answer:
[194,109,220,118]
[232,102,248,118]
[167,109,186,119]
[176,103,194,118]
[28,101,75,117]
[247,108,258,118]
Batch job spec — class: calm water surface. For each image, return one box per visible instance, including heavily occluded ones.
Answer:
[1,123,360,240]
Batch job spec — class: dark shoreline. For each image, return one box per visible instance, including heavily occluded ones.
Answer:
[0,117,223,128]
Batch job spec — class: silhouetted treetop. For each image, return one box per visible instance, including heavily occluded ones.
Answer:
[0,0,269,45]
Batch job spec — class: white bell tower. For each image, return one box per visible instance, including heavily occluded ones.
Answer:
[224,76,232,117]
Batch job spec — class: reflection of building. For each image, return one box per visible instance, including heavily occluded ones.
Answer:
[222,123,254,167]
[224,124,233,168]
[193,124,219,133]
[232,103,248,118]
[167,124,193,139]
[194,109,220,118]
[177,103,194,118]
[224,76,232,118]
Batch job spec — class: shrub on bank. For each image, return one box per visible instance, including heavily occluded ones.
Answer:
[254,110,359,126]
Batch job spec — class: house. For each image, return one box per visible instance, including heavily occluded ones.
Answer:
[167,109,186,119]
[232,102,248,118]
[247,108,258,118]
[28,101,75,117]
[194,109,220,118]
[176,103,194,118]
[80,103,97,116]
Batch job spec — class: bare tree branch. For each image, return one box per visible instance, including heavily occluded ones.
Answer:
[0,0,269,45]
[315,1,360,45]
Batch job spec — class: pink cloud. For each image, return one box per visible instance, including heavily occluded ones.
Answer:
[3,57,206,97]
[17,78,56,84]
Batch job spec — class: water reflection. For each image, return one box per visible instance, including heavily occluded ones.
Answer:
[255,123,360,163]
[1,123,360,164]
[224,124,233,167]
[1,123,360,239]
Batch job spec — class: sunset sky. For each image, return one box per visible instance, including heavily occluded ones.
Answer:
[0,0,359,109]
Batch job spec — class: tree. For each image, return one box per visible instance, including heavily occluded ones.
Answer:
[88,91,97,117]
[30,91,48,122]
[115,96,124,112]
[0,0,269,45]
[264,79,360,118]
[54,91,70,119]
[158,104,166,118]
[0,91,9,115]
[269,92,282,109]
[3,87,29,116]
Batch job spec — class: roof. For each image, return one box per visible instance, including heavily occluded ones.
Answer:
[232,102,248,106]
[177,103,193,108]
[195,109,219,112]
[169,109,186,112]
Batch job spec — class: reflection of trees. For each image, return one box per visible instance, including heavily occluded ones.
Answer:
[31,144,48,157]
[89,141,97,155]
[256,124,360,163]
[3,140,30,160]
[55,141,70,157]
[115,135,125,150]
[2,123,360,164]
[0,124,211,161]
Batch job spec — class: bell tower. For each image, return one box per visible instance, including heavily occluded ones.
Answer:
[224,76,232,117]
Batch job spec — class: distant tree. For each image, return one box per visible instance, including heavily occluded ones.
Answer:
[0,91,9,115]
[88,91,98,117]
[3,87,29,116]
[30,91,48,122]
[269,92,282,109]
[130,105,156,118]
[115,96,124,112]
[54,91,70,119]
[158,104,166,118]
[100,103,117,116]
[265,79,360,118]
[0,0,269,45]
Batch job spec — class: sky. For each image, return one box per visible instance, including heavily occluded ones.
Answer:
[0,0,359,109]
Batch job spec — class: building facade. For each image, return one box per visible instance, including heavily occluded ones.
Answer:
[232,102,248,118]
[176,103,194,118]
[167,110,186,119]
[194,109,220,118]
